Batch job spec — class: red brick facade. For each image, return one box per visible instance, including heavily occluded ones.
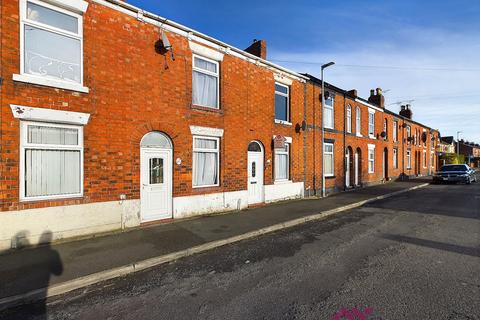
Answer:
[0,0,439,245]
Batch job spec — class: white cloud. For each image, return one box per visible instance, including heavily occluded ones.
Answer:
[269,26,480,142]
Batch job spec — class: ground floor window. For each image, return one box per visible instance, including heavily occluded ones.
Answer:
[193,136,220,187]
[407,150,411,169]
[324,143,334,177]
[368,145,375,173]
[274,143,290,181]
[393,148,398,169]
[423,150,427,168]
[20,121,83,200]
[431,151,435,168]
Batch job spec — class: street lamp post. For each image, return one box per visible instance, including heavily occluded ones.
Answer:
[457,131,462,156]
[321,62,335,198]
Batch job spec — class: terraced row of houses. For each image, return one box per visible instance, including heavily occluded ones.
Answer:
[0,0,440,249]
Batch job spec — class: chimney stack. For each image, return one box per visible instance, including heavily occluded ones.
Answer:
[399,104,413,119]
[244,39,267,60]
[368,87,385,108]
[347,89,358,97]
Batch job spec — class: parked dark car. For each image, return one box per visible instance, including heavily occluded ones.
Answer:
[433,164,477,184]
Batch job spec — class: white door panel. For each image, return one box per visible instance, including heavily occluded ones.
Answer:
[141,148,172,222]
[247,151,264,204]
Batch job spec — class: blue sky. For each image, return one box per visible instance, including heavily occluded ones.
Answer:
[130,0,480,143]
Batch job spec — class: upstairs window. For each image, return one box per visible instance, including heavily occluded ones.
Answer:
[393,121,398,142]
[192,55,219,109]
[21,0,84,85]
[383,119,388,139]
[406,126,411,144]
[274,83,290,123]
[355,106,361,135]
[346,105,352,133]
[368,111,375,136]
[324,96,334,129]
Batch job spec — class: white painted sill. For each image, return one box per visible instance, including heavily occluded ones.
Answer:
[274,119,292,126]
[273,179,292,185]
[13,74,89,93]
[356,133,363,137]
[20,193,83,203]
[368,134,376,139]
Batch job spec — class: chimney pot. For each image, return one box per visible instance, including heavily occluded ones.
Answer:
[376,87,383,95]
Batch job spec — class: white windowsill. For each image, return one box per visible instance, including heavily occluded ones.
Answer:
[356,133,362,137]
[20,193,83,202]
[13,74,89,93]
[274,179,292,185]
[369,134,376,139]
[274,119,292,126]
[192,184,220,189]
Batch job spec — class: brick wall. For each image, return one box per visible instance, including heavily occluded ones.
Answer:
[0,0,307,212]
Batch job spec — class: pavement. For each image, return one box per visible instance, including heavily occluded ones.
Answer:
[0,180,429,310]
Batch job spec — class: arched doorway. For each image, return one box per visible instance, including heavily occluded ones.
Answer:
[247,141,264,204]
[345,146,354,188]
[140,132,173,222]
[383,147,389,181]
[355,147,362,186]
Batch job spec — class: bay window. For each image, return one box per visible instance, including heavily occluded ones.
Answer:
[20,121,83,200]
[192,55,220,109]
[193,136,220,187]
[274,144,290,181]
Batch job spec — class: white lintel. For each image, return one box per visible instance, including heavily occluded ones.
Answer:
[10,105,90,125]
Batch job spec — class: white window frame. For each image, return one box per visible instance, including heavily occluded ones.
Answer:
[407,150,412,169]
[368,145,375,173]
[192,135,220,188]
[430,151,435,168]
[393,148,398,169]
[355,106,361,136]
[274,143,290,182]
[406,126,411,144]
[368,111,375,137]
[423,150,427,168]
[16,0,88,93]
[393,121,398,142]
[346,105,352,133]
[323,96,334,129]
[383,119,387,139]
[324,143,334,177]
[274,82,290,124]
[20,120,84,201]
[192,54,220,109]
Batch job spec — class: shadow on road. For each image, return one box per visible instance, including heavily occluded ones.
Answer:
[2,231,63,320]
[382,234,480,258]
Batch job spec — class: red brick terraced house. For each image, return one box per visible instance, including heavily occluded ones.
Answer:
[304,75,439,194]
[0,0,440,249]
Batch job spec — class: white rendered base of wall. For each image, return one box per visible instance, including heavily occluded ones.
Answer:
[265,182,304,203]
[0,184,304,251]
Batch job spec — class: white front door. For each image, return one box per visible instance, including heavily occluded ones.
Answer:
[141,148,172,222]
[345,149,351,188]
[354,152,359,186]
[247,151,264,204]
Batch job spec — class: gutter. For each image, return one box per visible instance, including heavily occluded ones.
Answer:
[96,0,308,81]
